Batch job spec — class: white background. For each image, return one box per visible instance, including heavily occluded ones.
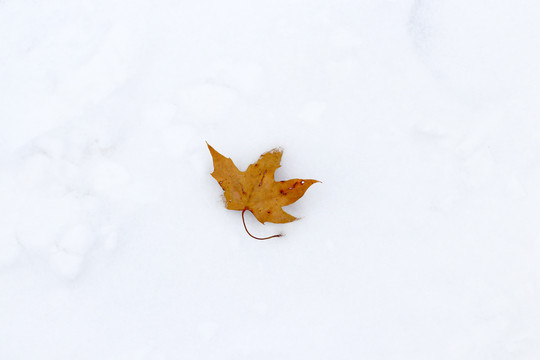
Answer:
[1,0,540,359]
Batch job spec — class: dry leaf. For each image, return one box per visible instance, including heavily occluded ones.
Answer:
[207,143,319,239]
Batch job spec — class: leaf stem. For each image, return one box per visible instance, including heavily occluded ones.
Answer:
[242,209,282,240]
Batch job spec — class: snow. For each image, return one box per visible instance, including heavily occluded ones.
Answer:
[1,0,540,358]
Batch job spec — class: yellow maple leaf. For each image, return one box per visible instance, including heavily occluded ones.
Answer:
[207,143,319,239]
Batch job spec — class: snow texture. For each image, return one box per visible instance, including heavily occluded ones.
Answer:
[1,0,540,359]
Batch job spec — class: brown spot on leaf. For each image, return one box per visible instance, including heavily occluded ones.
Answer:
[259,170,267,187]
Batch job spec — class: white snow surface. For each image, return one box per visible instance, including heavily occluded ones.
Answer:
[1,0,540,359]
